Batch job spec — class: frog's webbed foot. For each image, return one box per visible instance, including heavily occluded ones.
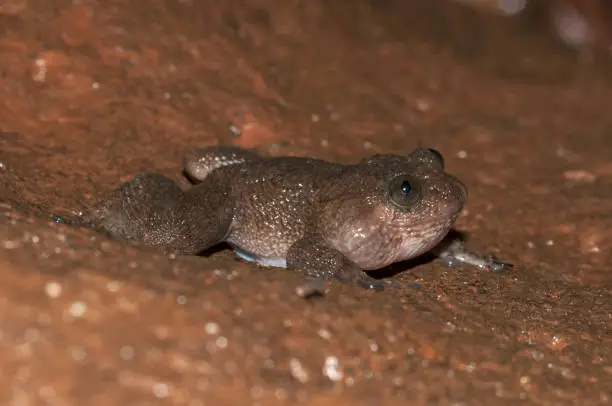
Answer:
[334,267,392,291]
[436,238,513,272]
[294,270,393,298]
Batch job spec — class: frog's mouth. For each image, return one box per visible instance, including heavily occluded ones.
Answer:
[391,217,459,266]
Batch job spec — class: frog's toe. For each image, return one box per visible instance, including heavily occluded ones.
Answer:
[485,255,513,272]
[334,268,391,292]
[440,256,463,269]
[356,276,393,291]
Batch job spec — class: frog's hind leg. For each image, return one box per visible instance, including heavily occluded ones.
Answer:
[81,172,234,255]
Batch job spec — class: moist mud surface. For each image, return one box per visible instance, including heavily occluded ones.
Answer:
[0,0,611,404]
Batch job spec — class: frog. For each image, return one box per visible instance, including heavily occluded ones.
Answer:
[78,146,511,297]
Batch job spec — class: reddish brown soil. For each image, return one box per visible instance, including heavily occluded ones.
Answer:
[0,0,611,404]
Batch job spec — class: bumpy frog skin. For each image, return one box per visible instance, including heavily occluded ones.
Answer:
[79,146,511,296]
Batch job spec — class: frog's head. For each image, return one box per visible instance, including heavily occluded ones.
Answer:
[319,148,467,270]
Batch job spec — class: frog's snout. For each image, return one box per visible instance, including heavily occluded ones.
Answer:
[423,173,467,218]
[453,177,468,206]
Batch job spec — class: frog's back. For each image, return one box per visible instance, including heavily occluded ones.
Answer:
[220,154,346,266]
[230,155,346,190]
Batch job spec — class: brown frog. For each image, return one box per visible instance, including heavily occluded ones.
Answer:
[78,146,511,296]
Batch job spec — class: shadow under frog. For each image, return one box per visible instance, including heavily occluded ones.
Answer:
[63,146,511,297]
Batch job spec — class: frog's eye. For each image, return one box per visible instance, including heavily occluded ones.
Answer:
[408,148,445,171]
[387,175,421,210]
[427,148,445,170]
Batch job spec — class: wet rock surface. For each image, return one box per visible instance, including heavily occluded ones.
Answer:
[0,0,611,404]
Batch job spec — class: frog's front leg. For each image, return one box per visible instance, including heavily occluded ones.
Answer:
[287,235,389,297]
[435,237,513,272]
[80,172,234,255]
